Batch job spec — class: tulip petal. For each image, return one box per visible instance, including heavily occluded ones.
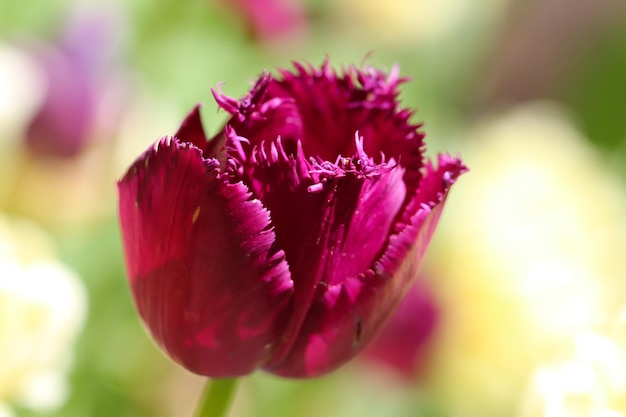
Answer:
[212,73,303,155]
[173,104,209,151]
[213,63,425,194]
[268,62,426,193]
[243,135,408,369]
[118,137,293,377]
[267,154,466,377]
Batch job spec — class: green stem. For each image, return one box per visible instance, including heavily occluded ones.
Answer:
[194,378,240,417]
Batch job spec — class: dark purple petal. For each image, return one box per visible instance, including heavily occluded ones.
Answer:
[213,63,425,195]
[118,137,293,377]
[176,105,232,161]
[227,131,408,366]
[212,73,302,155]
[173,105,209,152]
[242,136,408,370]
[268,62,425,193]
[266,154,466,377]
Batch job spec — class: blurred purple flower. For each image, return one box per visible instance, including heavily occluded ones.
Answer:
[118,61,466,378]
[25,47,96,157]
[363,281,439,380]
[25,12,122,158]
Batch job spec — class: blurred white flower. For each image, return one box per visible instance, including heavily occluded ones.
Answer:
[0,403,14,417]
[0,216,86,413]
[0,43,45,144]
[520,329,626,417]
[0,43,46,207]
[426,102,626,417]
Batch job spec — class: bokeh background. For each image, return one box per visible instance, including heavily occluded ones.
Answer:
[1,0,626,416]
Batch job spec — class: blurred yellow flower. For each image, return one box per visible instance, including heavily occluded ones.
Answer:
[336,0,508,44]
[0,216,86,415]
[426,103,626,417]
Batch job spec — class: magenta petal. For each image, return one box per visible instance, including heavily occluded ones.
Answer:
[266,154,466,377]
[214,63,425,189]
[212,74,303,154]
[251,141,408,369]
[118,138,293,377]
[266,62,425,190]
[248,144,408,282]
[174,105,209,151]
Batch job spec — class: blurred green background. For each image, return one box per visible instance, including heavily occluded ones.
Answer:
[1,0,626,416]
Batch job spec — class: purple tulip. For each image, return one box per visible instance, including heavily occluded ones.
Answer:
[118,61,466,378]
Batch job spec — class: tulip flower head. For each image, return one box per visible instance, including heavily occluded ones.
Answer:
[118,61,466,378]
